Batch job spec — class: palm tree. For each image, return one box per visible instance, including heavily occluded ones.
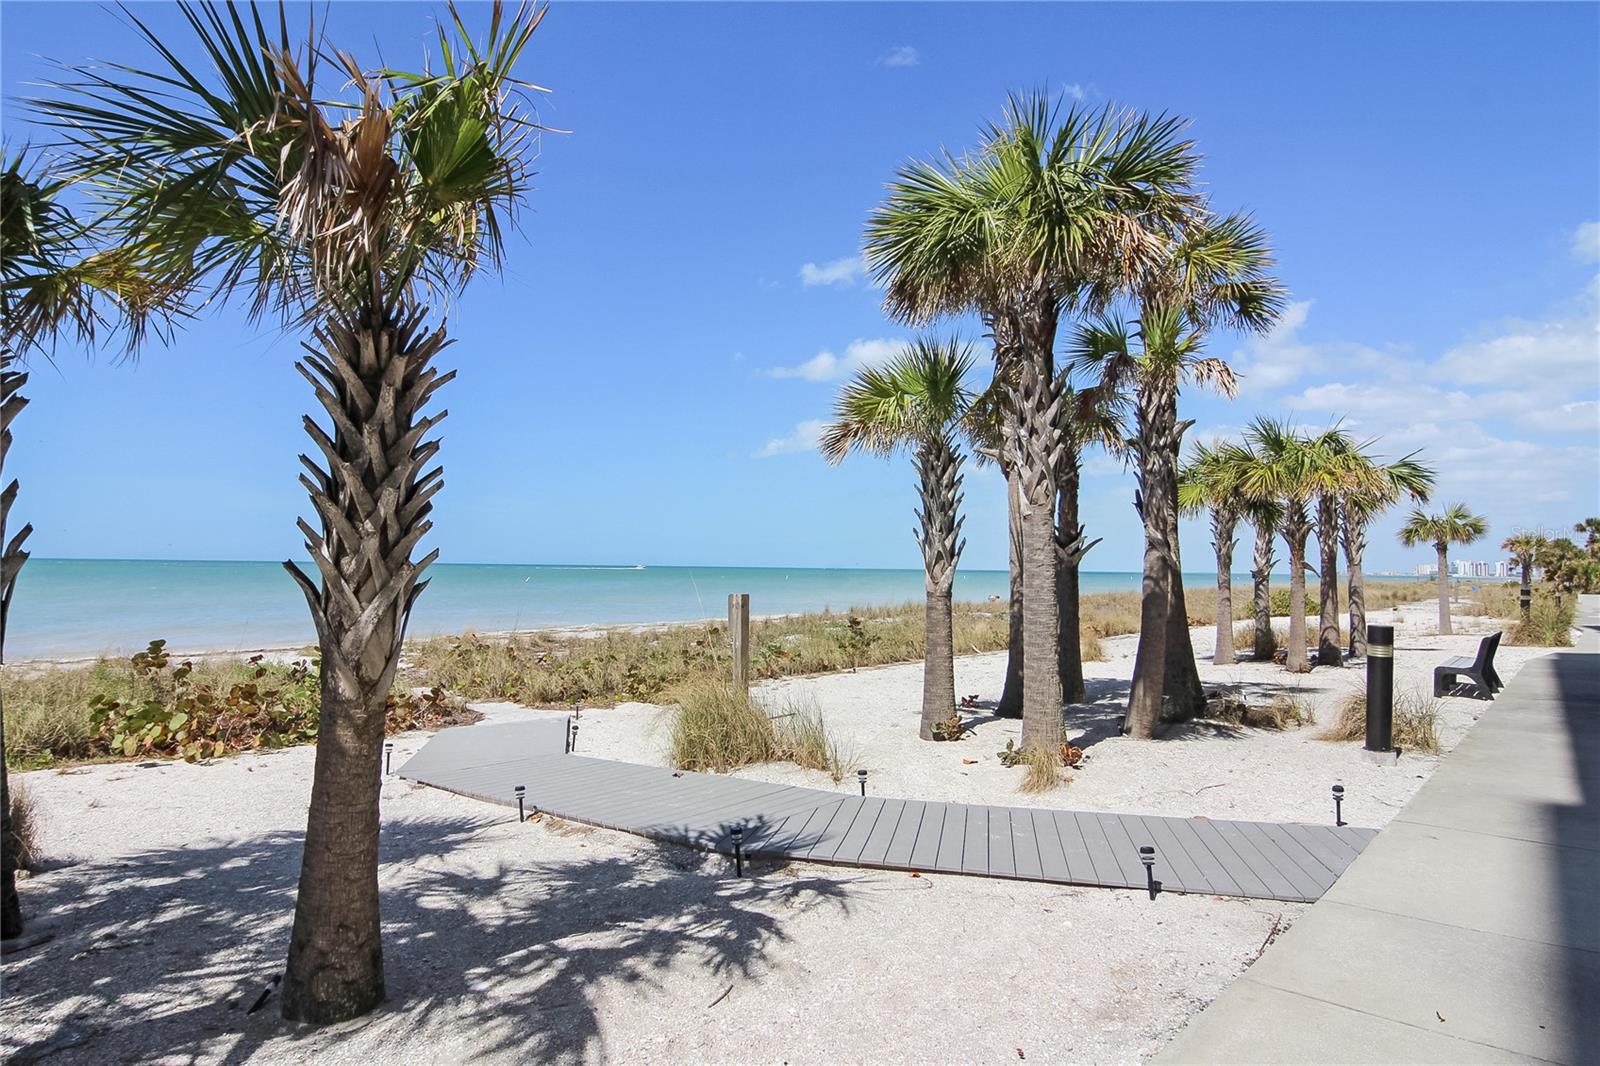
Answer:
[1246,497,1283,660]
[1306,427,1389,667]
[960,383,1025,717]
[39,1,548,1021]
[822,339,974,740]
[1342,451,1434,656]
[865,92,1198,751]
[0,150,160,939]
[1071,212,1284,736]
[1239,418,1323,673]
[1178,439,1253,665]
[1399,504,1489,635]
[1055,388,1123,702]
[1502,532,1548,619]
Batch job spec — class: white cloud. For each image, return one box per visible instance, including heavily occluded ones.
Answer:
[1063,83,1087,102]
[768,337,905,382]
[1231,300,1394,395]
[1573,221,1600,261]
[754,419,827,459]
[880,45,920,68]
[799,256,866,287]
[1434,305,1598,393]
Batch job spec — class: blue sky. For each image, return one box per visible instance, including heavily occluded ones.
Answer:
[3,1,1597,574]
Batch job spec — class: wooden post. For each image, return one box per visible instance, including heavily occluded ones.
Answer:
[729,593,750,690]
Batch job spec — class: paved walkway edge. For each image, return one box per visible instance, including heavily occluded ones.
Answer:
[1155,596,1600,1065]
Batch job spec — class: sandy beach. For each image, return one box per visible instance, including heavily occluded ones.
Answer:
[2,599,1547,1064]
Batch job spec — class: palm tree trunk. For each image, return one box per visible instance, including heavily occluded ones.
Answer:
[914,435,965,740]
[1435,544,1452,635]
[1284,501,1311,673]
[1518,553,1532,620]
[1252,520,1275,660]
[998,466,1023,718]
[1003,328,1064,751]
[1161,447,1204,720]
[1212,507,1238,665]
[1126,376,1178,739]
[1342,502,1368,657]
[1056,454,1096,704]
[1316,495,1342,666]
[280,302,451,1024]
[1,357,32,940]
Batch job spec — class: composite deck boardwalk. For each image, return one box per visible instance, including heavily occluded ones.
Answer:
[401,718,1376,903]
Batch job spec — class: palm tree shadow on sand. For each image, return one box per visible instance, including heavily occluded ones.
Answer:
[3,814,855,1064]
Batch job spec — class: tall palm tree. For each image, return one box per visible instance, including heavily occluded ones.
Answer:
[1501,532,1548,619]
[1178,439,1252,665]
[0,150,160,939]
[1306,427,1388,667]
[1055,387,1123,702]
[1238,417,1323,673]
[39,1,548,1021]
[1246,497,1283,660]
[960,383,1024,716]
[822,339,974,739]
[1399,504,1489,635]
[1342,450,1434,656]
[865,92,1198,751]
[1071,212,1284,737]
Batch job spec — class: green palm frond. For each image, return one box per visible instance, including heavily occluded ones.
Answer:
[1398,502,1488,550]
[821,336,976,464]
[29,0,549,333]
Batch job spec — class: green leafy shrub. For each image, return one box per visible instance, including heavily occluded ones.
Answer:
[7,639,474,768]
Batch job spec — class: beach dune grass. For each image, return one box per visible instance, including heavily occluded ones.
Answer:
[1323,689,1442,753]
[667,678,854,781]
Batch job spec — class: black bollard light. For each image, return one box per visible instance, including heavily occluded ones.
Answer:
[1365,624,1395,753]
[1519,587,1531,618]
[384,741,394,776]
[570,721,579,753]
[857,769,868,796]
[514,784,527,823]
[1139,845,1158,900]
[1332,784,1345,827]
[731,825,745,877]
[565,716,572,754]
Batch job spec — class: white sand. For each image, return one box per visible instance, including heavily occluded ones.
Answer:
[3,601,1549,1064]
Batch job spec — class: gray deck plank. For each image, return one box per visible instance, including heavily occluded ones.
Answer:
[1010,809,1042,880]
[1186,820,1274,900]
[987,807,1017,879]
[1138,815,1216,895]
[1031,809,1072,882]
[1052,811,1102,884]
[1079,812,1132,887]
[833,798,888,864]
[896,797,934,864]
[803,799,868,862]
[401,721,1376,904]
[858,799,908,867]
[1236,821,1325,899]
[1209,819,1302,900]
[1166,817,1243,897]
[1092,813,1160,890]
[933,804,969,872]
[961,806,989,875]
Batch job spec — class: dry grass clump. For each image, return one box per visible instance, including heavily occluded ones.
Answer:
[667,679,853,781]
[7,778,39,871]
[1079,631,1106,663]
[1017,744,1063,793]
[1323,690,1442,753]
[1204,690,1313,730]
[1507,600,1576,648]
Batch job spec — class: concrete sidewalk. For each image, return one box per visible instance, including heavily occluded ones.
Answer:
[1156,595,1600,1065]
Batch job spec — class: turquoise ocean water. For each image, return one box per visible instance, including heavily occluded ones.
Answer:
[7,559,1404,661]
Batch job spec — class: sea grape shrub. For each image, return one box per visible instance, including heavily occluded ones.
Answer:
[831,614,877,672]
[87,640,470,762]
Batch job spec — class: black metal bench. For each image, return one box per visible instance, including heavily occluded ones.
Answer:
[1433,632,1504,699]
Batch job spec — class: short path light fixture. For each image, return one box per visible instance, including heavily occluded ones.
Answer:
[1332,784,1346,827]
[1139,845,1159,900]
[384,741,394,776]
[569,721,579,753]
[514,784,527,823]
[731,824,745,877]
[857,769,868,797]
